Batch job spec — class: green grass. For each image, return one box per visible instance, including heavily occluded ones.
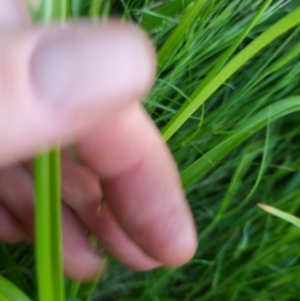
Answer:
[2,0,300,300]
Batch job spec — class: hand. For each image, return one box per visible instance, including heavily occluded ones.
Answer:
[0,0,197,280]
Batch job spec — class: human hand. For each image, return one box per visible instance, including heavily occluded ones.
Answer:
[0,0,197,280]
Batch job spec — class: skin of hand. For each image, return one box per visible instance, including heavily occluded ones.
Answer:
[0,0,197,280]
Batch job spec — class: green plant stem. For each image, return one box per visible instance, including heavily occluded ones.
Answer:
[34,1,67,301]
[34,154,52,301]
[34,151,64,301]
[49,148,64,300]
[67,280,81,299]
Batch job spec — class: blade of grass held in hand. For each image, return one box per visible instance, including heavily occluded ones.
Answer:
[162,7,300,141]
[49,148,64,299]
[34,1,66,301]
[34,152,64,301]
[258,204,300,228]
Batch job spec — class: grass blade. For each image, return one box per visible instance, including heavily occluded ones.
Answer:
[34,154,52,301]
[34,153,60,301]
[0,276,32,301]
[39,0,67,22]
[258,204,300,228]
[158,0,206,67]
[49,148,64,301]
[268,40,300,74]
[190,0,272,102]
[34,149,64,301]
[0,244,33,297]
[162,7,300,141]
[140,0,194,31]
[181,96,300,187]
[67,280,81,299]
[34,1,66,301]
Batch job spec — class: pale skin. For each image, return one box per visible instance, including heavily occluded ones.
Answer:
[0,0,197,280]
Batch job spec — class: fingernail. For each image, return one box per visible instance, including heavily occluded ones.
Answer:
[30,25,155,113]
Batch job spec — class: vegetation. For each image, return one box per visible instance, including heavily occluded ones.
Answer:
[2,0,300,300]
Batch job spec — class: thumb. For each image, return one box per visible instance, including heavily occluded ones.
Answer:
[0,22,155,167]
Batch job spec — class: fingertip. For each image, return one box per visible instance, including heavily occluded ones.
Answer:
[136,203,198,267]
[0,21,156,166]
[64,248,103,281]
[167,206,198,266]
[165,218,198,267]
[62,205,103,281]
[0,203,28,243]
[84,204,163,271]
[125,22,157,99]
[30,21,156,113]
[129,260,162,271]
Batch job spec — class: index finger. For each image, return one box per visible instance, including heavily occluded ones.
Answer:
[77,104,197,266]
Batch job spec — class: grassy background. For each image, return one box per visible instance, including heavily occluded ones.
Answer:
[3,0,300,300]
